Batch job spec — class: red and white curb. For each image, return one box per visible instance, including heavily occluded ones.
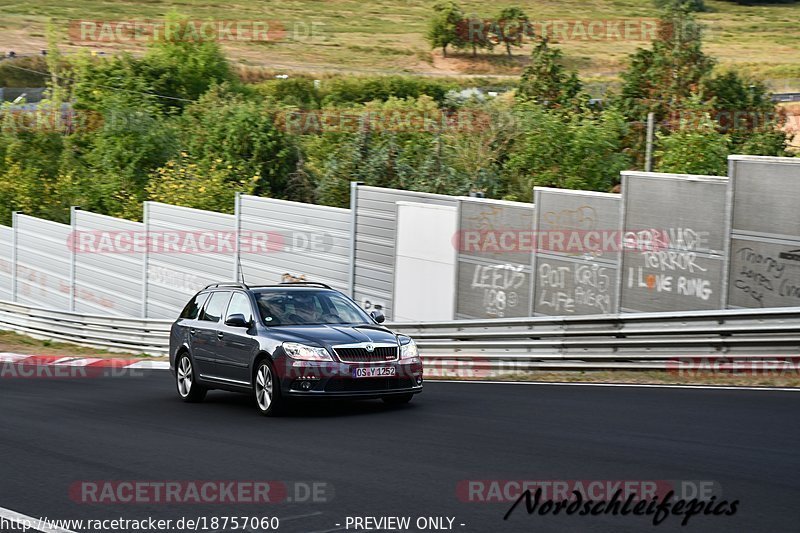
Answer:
[1,353,796,391]
[0,352,169,370]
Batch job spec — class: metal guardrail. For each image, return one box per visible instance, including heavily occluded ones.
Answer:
[0,300,798,374]
[773,92,800,103]
[0,300,172,355]
[396,308,800,375]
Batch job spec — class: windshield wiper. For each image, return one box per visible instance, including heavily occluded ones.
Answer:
[351,323,390,331]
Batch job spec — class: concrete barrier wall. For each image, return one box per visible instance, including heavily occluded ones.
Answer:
[144,202,236,318]
[619,172,730,312]
[0,225,12,301]
[238,195,351,293]
[3,155,798,321]
[351,185,458,319]
[727,155,800,308]
[533,188,621,316]
[13,214,72,310]
[73,210,145,317]
[454,198,536,319]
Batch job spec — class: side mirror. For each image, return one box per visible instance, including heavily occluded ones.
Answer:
[370,310,385,324]
[225,314,250,328]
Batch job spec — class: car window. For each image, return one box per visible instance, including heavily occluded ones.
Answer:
[179,292,209,320]
[254,289,372,326]
[226,292,254,323]
[199,291,231,322]
[328,295,374,324]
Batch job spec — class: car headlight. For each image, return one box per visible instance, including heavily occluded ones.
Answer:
[282,342,333,361]
[399,338,419,360]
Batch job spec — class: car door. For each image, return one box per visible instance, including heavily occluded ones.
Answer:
[216,291,259,384]
[193,290,232,377]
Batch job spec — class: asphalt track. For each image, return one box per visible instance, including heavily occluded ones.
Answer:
[0,370,798,533]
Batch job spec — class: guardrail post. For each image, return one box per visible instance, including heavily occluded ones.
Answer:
[233,191,242,283]
[141,201,150,318]
[348,181,362,298]
[69,206,78,312]
[11,211,18,303]
[721,157,736,309]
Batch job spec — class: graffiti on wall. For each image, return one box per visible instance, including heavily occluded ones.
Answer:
[537,261,612,314]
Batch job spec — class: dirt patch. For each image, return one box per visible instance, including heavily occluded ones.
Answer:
[0,330,163,360]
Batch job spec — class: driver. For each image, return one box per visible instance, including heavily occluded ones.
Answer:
[290,292,319,323]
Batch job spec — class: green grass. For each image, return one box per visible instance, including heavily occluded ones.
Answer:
[1,1,799,86]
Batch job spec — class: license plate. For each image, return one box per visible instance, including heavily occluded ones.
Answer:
[352,366,396,378]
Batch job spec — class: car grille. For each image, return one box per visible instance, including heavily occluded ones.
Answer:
[325,377,416,393]
[334,346,398,363]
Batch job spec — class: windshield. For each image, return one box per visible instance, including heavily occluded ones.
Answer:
[253,289,373,326]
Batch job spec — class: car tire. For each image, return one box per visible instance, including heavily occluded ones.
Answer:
[383,393,414,405]
[176,353,207,403]
[253,359,283,416]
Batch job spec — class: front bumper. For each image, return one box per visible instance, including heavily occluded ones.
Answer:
[274,358,423,398]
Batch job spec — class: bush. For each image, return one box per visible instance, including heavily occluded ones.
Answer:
[504,103,631,200]
[146,152,256,213]
[177,85,297,198]
[320,76,459,106]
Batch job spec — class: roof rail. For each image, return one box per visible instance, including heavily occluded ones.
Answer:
[202,282,251,290]
[280,281,332,289]
[249,281,334,290]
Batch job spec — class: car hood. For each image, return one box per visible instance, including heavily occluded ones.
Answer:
[267,324,398,347]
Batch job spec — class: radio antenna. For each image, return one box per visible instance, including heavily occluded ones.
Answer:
[237,254,248,288]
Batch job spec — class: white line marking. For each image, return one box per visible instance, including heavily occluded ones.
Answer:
[278,511,324,522]
[126,360,170,370]
[0,353,29,362]
[427,379,800,392]
[53,358,100,366]
[0,506,77,533]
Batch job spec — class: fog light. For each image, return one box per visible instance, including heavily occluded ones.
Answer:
[416,376,423,385]
[301,381,312,390]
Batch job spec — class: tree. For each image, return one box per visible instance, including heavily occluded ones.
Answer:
[426,2,466,58]
[79,91,178,218]
[284,152,317,204]
[145,152,256,213]
[489,7,531,57]
[517,38,584,110]
[654,0,706,12]
[617,4,715,123]
[0,126,66,223]
[615,3,716,167]
[137,15,237,109]
[444,98,518,198]
[655,97,730,175]
[703,72,788,155]
[459,13,495,58]
[71,16,236,114]
[177,85,297,198]
[504,103,631,200]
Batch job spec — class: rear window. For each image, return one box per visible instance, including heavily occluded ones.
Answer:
[179,292,209,320]
[199,291,231,322]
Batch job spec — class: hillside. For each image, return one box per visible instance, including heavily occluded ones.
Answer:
[1,0,799,88]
